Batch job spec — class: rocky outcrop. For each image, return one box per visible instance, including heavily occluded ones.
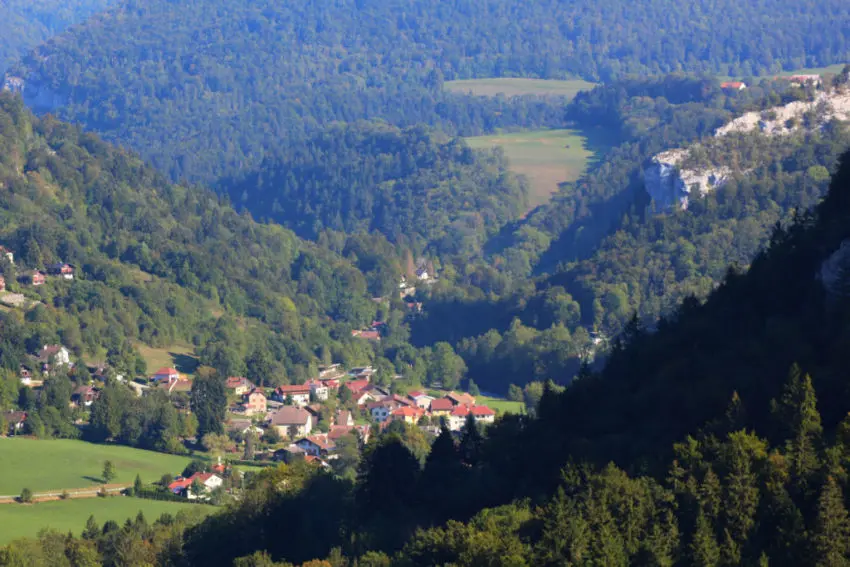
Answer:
[643,149,731,210]
[2,74,66,112]
[645,87,850,212]
[819,239,850,297]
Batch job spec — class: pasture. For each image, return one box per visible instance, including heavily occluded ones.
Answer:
[0,497,214,544]
[136,342,199,376]
[465,129,595,210]
[444,78,595,99]
[0,438,192,495]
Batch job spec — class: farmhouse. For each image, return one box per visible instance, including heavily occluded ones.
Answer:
[272,384,311,406]
[48,263,75,280]
[152,367,180,383]
[267,406,313,438]
[429,397,454,417]
[168,472,223,499]
[38,345,71,367]
[448,404,497,431]
[20,271,45,286]
[242,389,267,415]
[225,376,254,396]
[720,81,747,91]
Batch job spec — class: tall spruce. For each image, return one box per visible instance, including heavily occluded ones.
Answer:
[813,476,850,567]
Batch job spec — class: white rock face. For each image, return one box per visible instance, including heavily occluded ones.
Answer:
[643,149,732,210]
[2,74,66,112]
[645,88,850,211]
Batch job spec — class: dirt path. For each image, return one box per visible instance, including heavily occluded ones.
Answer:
[0,484,130,504]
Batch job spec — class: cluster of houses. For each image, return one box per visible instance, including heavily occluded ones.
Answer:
[0,245,75,292]
[719,74,825,95]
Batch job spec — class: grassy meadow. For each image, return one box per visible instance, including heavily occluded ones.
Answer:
[465,129,595,210]
[0,497,214,544]
[444,77,595,99]
[136,342,199,377]
[0,438,193,495]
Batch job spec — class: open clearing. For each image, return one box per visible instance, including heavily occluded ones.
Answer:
[466,129,595,210]
[426,389,525,415]
[445,78,595,99]
[0,438,193,495]
[0,497,214,544]
[136,342,199,376]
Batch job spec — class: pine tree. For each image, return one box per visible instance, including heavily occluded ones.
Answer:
[133,474,143,496]
[699,468,722,523]
[82,515,99,540]
[459,414,483,467]
[813,476,850,567]
[777,367,823,492]
[690,511,720,567]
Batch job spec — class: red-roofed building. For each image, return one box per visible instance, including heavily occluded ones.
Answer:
[272,384,311,406]
[225,376,254,396]
[429,397,454,416]
[168,472,223,499]
[391,406,425,424]
[720,81,747,91]
[345,378,370,395]
[448,405,496,431]
[153,367,180,383]
[295,434,337,457]
[351,329,381,341]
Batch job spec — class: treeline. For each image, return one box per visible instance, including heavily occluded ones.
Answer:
[0,0,112,73]
[8,0,850,183]
[221,122,528,259]
[0,92,386,378]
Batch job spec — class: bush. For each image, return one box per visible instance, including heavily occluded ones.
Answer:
[60,490,70,500]
[19,488,33,503]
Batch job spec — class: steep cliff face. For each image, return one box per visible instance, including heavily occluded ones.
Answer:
[2,74,66,112]
[643,149,731,210]
[644,87,850,212]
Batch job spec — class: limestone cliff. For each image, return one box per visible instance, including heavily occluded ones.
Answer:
[2,74,66,112]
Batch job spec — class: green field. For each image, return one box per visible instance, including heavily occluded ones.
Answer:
[0,497,214,544]
[0,439,193,495]
[719,63,848,81]
[476,395,525,415]
[136,342,199,376]
[445,78,595,99]
[466,129,595,210]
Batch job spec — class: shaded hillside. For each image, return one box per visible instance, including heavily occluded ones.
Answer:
[0,0,113,73]
[4,0,849,182]
[0,92,377,378]
[221,122,528,257]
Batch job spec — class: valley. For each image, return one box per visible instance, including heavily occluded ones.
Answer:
[0,0,850,565]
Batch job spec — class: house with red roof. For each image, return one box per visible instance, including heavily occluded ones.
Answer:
[225,376,254,396]
[720,81,747,92]
[272,384,311,406]
[351,329,381,341]
[391,406,425,424]
[448,405,497,431]
[429,397,455,417]
[168,472,223,499]
[152,367,180,383]
[446,391,476,407]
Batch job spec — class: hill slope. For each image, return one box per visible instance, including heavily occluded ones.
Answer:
[4,0,849,183]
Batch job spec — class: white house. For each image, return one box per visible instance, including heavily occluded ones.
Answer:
[267,406,313,438]
[307,379,329,401]
[39,345,71,367]
[169,473,223,500]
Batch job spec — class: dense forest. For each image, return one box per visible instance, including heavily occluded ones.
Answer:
[7,153,850,567]
[221,122,528,257]
[5,0,849,183]
[0,0,113,73]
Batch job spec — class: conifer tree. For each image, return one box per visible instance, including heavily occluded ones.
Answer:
[459,414,483,467]
[776,367,823,492]
[813,476,850,567]
[690,511,720,567]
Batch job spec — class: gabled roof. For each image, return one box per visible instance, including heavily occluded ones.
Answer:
[275,384,311,395]
[268,406,311,426]
[345,379,370,394]
[430,398,454,411]
[297,435,336,451]
[391,406,423,418]
[225,376,252,388]
[471,405,496,417]
[154,367,179,376]
[446,392,476,406]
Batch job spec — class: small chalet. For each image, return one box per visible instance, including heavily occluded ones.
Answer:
[38,345,71,367]
[72,385,99,407]
[2,411,26,434]
[446,391,476,407]
[267,406,313,438]
[48,263,75,280]
[242,389,267,416]
[306,379,329,401]
[225,376,254,396]
[20,271,45,286]
[272,384,311,406]
[295,434,337,457]
[152,367,180,383]
[408,391,435,409]
[429,398,454,417]
[168,472,223,499]
[720,81,747,91]
[391,406,425,424]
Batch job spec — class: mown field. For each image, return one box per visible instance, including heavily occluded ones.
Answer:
[465,129,595,210]
[444,77,595,98]
[0,497,214,544]
[136,342,199,376]
[0,438,193,495]
[426,389,525,415]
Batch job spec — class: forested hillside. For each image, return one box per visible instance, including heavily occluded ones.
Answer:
[4,0,849,183]
[222,122,528,257]
[8,153,850,567]
[0,92,381,383]
[0,0,112,73]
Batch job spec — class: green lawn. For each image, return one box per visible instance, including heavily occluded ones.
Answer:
[476,395,525,415]
[445,78,595,99]
[719,63,848,81]
[0,497,214,544]
[0,438,193,495]
[136,342,199,376]
[465,129,595,210]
